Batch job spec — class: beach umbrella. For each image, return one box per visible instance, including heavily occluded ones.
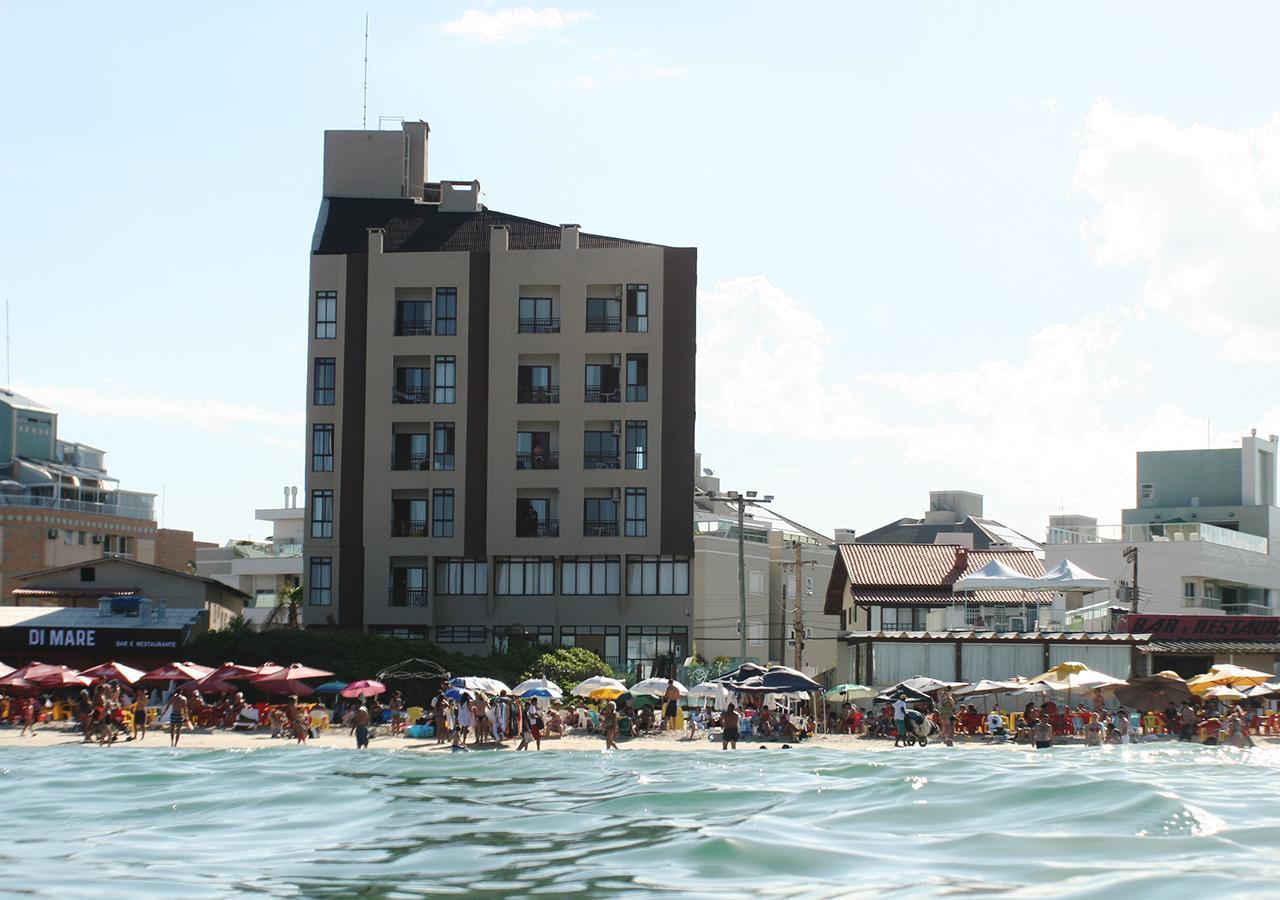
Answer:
[240,661,286,679]
[444,687,469,701]
[954,679,1022,699]
[1115,674,1194,710]
[629,677,687,698]
[513,678,563,699]
[894,675,969,695]
[1007,682,1056,698]
[1202,685,1247,702]
[142,661,215,682]
[448,676,512,695]
[2,662,63,684]
[80,661,148,685]
[33,666,93,689]
[340,679,387,698]
[0,676,38,695]
[207,662,261,681]
[875,685,931,704]
[252,663,335,685]
[177,674,238,695]
[825,683,877,701]
[0,661,13,679]
[1242,683,1280,699]
[315,680,349,694]
[570,675,627,698]
[1188,664,1276,695]
[687,681,732,706]
[253,679,316,698]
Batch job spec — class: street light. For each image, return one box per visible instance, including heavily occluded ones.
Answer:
[712,489,773,661]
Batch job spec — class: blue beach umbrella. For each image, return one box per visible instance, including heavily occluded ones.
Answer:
[315,681,349,694]
[444,687,469,700]
[520,687,555,698]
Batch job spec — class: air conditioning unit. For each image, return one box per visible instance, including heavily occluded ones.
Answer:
[47,528,58,540]
[611,488,621,501]
[91,534,102,544]
[804,627,814,640]
[611,421,622,435]
[610,354,621,367]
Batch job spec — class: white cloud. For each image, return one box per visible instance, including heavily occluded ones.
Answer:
[644,65,689,80]
[1043,97,1062,112]
[1075,98,1280,362]
[15,382,303,433]
[439,7,592,43]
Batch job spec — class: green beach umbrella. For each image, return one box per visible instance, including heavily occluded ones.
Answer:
[825,683,876,700]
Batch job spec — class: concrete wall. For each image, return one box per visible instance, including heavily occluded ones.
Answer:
[323,131,408,199]
[693,533,771,664]
[1136,449,1241,509]
[0,510,157,600]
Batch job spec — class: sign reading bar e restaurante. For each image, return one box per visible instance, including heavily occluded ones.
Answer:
[1123,614,1280,640]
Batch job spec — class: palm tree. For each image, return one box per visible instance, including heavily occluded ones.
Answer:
[274,583,302,629]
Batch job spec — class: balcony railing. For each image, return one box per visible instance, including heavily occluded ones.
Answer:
[389,589,429,608]
[518,318,560,334]
[516,452,559,470]
[394,321,432,336]
[585,388,621,403]
[392,387,431,404]
[586,316,622,333]
[1046,522,1269,555]
[0,493,156,521]
[391,520,429,537]
[517,519,560,538]
[1183,595,1277,617]
[517,386,560,404]
[584,520,619,537]
[391,451,431,471]
[583,451,620,469]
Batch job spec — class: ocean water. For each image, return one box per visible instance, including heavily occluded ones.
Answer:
[2,744,1279,898]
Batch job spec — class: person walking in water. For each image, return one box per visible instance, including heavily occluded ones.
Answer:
[602,701,620,750]
[351,703,371,749]
[167,692,189,748]
[938,688,957,747]
[721,704,740,750]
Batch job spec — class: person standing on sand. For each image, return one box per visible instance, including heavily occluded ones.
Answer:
[938,689,957,747]
[167,692,189,748]
[721,704,740,750]
[892,696,908,748]
[602,701,620,750]
[19,696,36,737]
[516,702,533,751]
[351,703,370,749]
[662,678,680,731]
[132,686,148,741]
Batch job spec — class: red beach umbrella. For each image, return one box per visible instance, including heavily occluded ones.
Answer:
[141,661,215,682]
[2,662,64,684]
[177,674,239,695]
[208,662,260,681]
[253,679,316,698]
[340,679,387,698]
[251,663,334,684]
[33,665,93,688]
[242,661,286,679]
[80,661,148,685]
[0,661,13,679]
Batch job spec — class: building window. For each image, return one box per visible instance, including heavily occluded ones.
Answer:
[584,497,619,537]
[1184,581,1196,598]
[1140,483,1155,501]
[626,555,689,595]
[436,626,487,644]
[584,430,620,469]
[310,490,334,539]
[625,421,647,470]
[516,430,555,470]
[435,287,457,335]
[313,358,336,406]
[495,557,555,595]
[391,498,430,537]
[585,362,621,403]
[390,566,429,607]
[882,607,928,630]
[625,284,648,333]
[77,531,86,546]
[393,366,431,404]
[433,356,457,404]
[434,558,488,595]
[517,365,558,404]
[561,556,621,595]
[395,299,432,336]
[625,626,688,672]
[516,498,557,537]
[432,489,455,538]
[392,431,430,470]
[433,423,456,470]
[586,296,621,332]
[309,557,332,606]
[560,625,621,665]
[625,354,648,402]
[80,566,96,582]
[372,626,428,641]
[518,297,558,333]
[624,488,647,537]
[749,570,763,595]
[315,291,337,339]
[64,529,73,545]
[312,423,334,472]
[493,625,554,653]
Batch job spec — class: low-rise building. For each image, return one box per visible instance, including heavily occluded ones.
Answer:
[195,491,304,627]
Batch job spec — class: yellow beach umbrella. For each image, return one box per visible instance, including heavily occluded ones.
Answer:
[1027,661,1091,684]
[1202,685,1246,702]
[589,687,625,701]
[1187,664,1275,695]
[1152,670,1185,681]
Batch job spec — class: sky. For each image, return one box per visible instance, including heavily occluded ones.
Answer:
[3,3,1280,544]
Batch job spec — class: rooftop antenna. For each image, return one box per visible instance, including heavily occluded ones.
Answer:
[362,14,369,129]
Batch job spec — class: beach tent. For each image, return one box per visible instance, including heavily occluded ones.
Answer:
[629,678,687,698]
[953,560,1045,591]
[80,661,147,685]
[1037,559,1111,591]
[512,678,563,700]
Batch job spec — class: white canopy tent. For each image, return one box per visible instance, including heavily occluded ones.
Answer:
[953,558,1110,594]
[1038,559,1111,591]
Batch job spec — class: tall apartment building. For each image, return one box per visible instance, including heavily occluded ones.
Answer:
[303,121,696,675]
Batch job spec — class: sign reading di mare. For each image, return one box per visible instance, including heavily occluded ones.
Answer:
[0,626,183,652]
[28,627,96,647]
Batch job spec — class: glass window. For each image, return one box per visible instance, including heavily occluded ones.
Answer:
[586,297,621,332]
[625,421,647,470]
[310,490,334,539]
[495,557,556,595]
[392,498,429,537]
[435,287,457,335]
[308,557,332,606]
[561,556,621,595]
[518,297,557,333]
[434,558,488,595]
[624,626,688,674]
[516,431,554,469]
[312,423,334,472]
[584,498,619,536]
[433,423,455,470]
[433,356,457,404]
[315,291,337,339]
[626,354,648,402]
[560,625,621,666]
[626,556,690,595]
[313,358,336,406]
[433,489,455,538]
[390,566,429,607]
[625,284,648,333]
[516,498,556,537]
[584,430,620,469]
[585,362,620,403]
[392,431,430,470]
[393,367,430,404]
[436,626,487,644]
[372,626,428,641]
[517,365,557,403]
[493,625,555,653]
[625,488,647,537]
[395,299,432,336]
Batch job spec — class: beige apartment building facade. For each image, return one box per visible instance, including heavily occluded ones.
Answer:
[303,121,696,674]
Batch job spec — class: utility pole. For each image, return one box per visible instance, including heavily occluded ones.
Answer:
[1123,546,1139,613]
[737,497,747,661]
[788,540,818,671]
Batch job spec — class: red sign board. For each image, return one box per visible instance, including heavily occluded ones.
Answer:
[1122,614,1280,640]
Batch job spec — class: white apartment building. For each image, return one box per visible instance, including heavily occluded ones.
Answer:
[196,489,303,627]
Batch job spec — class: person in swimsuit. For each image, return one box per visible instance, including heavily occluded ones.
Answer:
[602,701,620,750]
[168,692,189,748]
[132,687,148,741]
[662,679,681,731]
[351,704,370,749]
[1032,718,1053,749]
[721,704,740,750]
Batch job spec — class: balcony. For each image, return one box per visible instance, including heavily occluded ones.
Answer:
[1183,595,1277,617]
[518,318,560,334]
[583,451,620,470]
[517,386,560,404]
[586,316,622,333]
[516,451,559,470]
[392,387,431,404]
[584,520,619,537]
[391,452,430,471]
[517,519,560,538]
[0,493,156,522]
[1046,522,1269,555]
[394,321,432,336]
[391,520,429,537]
[585,388,621,404]
[389,589,429,608]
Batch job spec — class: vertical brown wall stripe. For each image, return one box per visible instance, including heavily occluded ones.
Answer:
[660,246,697,557]
[338,252,368,628]
[464,250,491,558]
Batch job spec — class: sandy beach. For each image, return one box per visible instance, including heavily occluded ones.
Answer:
[4,725,1276,753]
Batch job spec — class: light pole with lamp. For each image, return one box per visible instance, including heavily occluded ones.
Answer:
[718,490,774,661]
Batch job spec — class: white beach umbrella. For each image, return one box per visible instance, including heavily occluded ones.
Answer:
[450,676,513,695]
[512,678,563,699]
[686,681,732,706]
[629,677,687,697]
[570,675,627,698]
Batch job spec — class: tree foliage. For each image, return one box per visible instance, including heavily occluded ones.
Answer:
[520,646,613,693]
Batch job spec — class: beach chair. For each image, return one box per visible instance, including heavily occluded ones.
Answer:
[309,709,330,733]
[586,710,602,732]
[739,718,754,739]
[233,708,261,731]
